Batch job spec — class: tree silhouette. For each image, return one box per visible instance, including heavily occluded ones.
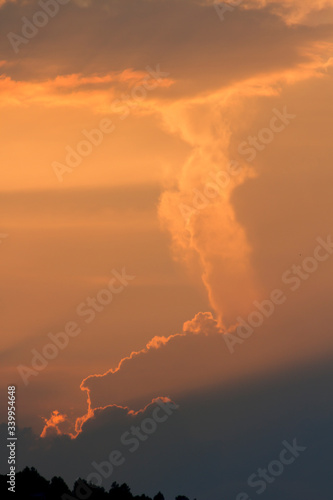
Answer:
[109,481,132,499]
[49,476,71,499]
[0,467,196,500]
[153,493,165,500]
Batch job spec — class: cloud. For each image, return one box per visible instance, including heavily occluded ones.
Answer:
[183,311,221,335]
[3,359,333,499]
[0,70,174,109]
[36,27,333,439]
[48,312,223,437]
[40,410,68,437]
[240,0,333,24]
[155,27,333,326]
[41,284,333,440]
[2,0,332,87]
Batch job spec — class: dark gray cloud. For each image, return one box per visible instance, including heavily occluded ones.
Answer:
[1,359,332,499]
[1,0,332,96]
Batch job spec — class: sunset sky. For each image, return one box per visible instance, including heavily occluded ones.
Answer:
[1,1,333,498]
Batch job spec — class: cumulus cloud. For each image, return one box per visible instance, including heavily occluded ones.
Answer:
[183,311,221,335]
[45,312,224,437]
[155,15,333,326]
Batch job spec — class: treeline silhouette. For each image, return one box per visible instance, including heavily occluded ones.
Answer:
[1,467,196,500]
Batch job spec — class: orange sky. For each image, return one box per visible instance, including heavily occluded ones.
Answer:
[1,0,333,450]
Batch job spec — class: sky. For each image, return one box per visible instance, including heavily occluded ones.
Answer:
[1,0,333,498]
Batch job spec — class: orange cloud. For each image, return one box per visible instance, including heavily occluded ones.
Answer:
[40,312,222,438]
[156,44,332,327]
[210,0,333,25]
[0,70,174,110]
[255,0,333,23]
[41,396,178,439]
[40,410,68,438]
